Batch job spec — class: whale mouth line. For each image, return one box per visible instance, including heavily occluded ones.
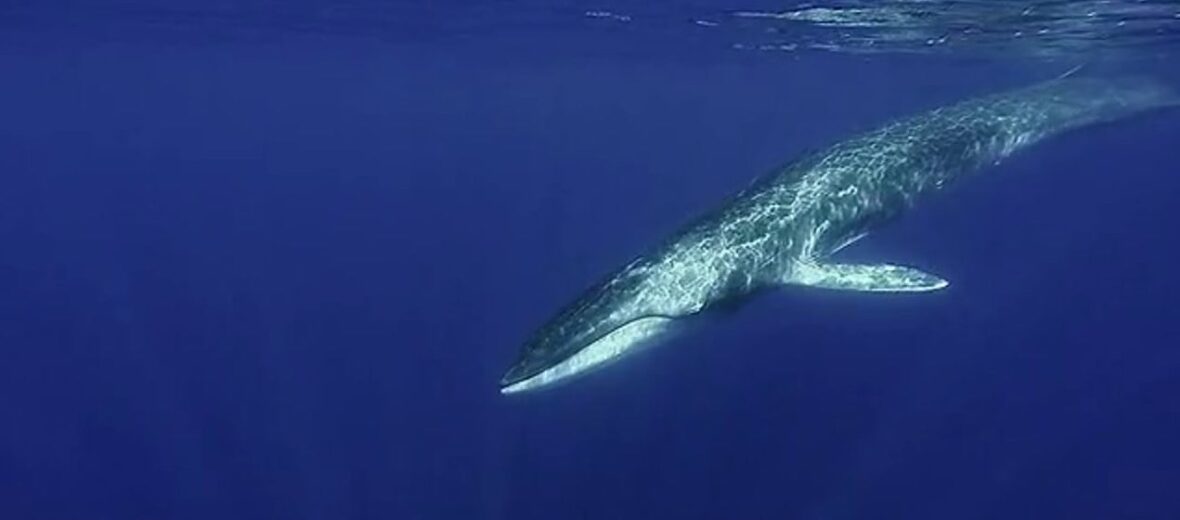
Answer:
[499,313,682,387]
[500,316,677,394]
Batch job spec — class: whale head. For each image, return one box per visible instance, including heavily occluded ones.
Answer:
[499,266,678,394]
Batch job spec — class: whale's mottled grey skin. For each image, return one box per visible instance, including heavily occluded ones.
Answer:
[500,77,1177,394]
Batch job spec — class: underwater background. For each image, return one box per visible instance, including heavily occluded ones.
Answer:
[1,1,1179,519]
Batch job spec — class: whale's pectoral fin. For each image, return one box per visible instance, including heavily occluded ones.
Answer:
[792,262,949,292]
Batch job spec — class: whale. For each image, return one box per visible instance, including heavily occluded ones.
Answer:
[499,76,1177,395]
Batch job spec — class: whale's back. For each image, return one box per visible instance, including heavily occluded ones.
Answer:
[735,76,1179,256]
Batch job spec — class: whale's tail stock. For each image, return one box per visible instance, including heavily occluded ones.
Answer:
[1059,75,1180,117]
[988,74,1180,146]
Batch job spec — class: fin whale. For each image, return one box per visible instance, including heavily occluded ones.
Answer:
[499,77,1177,394]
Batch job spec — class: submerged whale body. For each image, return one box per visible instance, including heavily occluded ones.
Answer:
[499,77,1177,394]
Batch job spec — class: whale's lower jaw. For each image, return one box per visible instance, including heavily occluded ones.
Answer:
[500,317,675,395]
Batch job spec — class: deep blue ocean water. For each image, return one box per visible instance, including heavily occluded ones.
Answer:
[2,2,1180,519]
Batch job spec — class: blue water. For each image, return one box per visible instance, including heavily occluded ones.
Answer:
[2,2,1180,519]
